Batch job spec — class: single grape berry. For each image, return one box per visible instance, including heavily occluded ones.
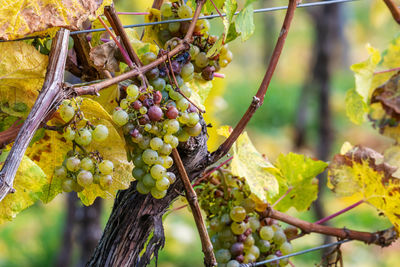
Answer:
[54,166,67,178]
[100,174,112,190]
[75,128,92,146]
[148,105,163,121]
[166,106,179,119]
[63,126,75,141]
[92,124,109,142]
[80,157,94,171]
[99,160,114,175]
[59,103,75,122]
[177,4,193,19]
[66,157,80,172]
[77,170,93,187]
[113,109,129,126]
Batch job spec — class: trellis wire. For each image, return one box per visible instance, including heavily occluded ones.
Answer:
[239,239,352,267]
[0,0,360,42]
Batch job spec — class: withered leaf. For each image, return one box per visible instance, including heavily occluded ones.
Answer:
[89,40,120,73]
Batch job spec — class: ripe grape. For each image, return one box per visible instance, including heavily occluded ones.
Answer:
[142,149,158,165]
[99,160,114,175]
[177,4,192,19]
[141,52,157,65]
[164,119,180,134]
[260,226,274,241]
[132,167,145,180]
[66,157,80,172]
[155,177,170,191]
[113,109,129,126]
[166,106,179,119]
[280,241,292,255]
[127,84,139,99]
[230,242,244,256]
[80,157,94,171]
[62,179,74,193]
[159,143,172,155]
[100,174,112,190]
[136,181,150,194]
[231,222,247,235]
[150,137,163,151]
[143,173,156,187]
[92,124,109,142]
[59,103,75,122]
[216,249,231,264]
[227,260,240,267]
[148,105,163,121]
[54,166,67,178]
[75,128,92,146]
[195,52,209,68]
[230,206,246,222]
[150,164,166,180]
[151,187,167,199]
[166,172,176,184]
[160,2,173,17]
[77,170,93,187]
[257,239,271,253]
[273,229,287,245]
[63,126,75,141]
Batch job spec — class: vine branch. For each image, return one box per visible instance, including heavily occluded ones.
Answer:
[171,148,217,267]
[211,0,298,162]
[0,28,70,201]
[383,0,400,24]
[268,208,398,247]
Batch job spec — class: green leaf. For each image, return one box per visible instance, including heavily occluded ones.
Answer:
[203,0,225,14]
[235,4,255,41]
[272,153,328,212]
[0,151,47,224]
[231,132,279,201]
[345,88,368,125]
[350,44,381,102]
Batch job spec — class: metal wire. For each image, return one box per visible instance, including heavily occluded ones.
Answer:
[0,0,360,42]
[239,239,352,267]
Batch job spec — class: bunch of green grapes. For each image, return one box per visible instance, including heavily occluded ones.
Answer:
[55,97,114,193]
[55,151,114,193]
[112,52,203,199]
[157,1,233,82]
[196,170,297,266]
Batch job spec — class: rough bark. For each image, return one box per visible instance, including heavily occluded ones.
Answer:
[87,122,210,267]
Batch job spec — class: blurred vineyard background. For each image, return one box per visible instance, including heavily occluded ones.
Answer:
[1,0,400,266]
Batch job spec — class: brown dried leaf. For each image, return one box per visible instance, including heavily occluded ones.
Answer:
[89,40,120,73]
[371,71,400,121]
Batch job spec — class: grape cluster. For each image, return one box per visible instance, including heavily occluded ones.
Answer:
[55,97,115,193]
[55,151,114,193]
[113,52,203,199]
[196,170,297,266]
[158,1,233,82]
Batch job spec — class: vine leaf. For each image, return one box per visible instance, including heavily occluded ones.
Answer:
[230,132,279,202]
[272,153,328,212]
[235,3,255,41]
[187,76,213,109]
[0,151,47,224]
[0,0,112,40]
[328,144,400,231]
[143,8,161,45]
[203,0,224,14]
[350,44,381,102]
[0,41,48,118]
[345,88,368,125]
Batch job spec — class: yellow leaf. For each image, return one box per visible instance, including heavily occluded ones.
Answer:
[272,153,327,212]
[142,8,161,45]
[0,152,47,224]
[328,145,400,231]
[345,88,368,125]
[0,41,48,117]
[0,0,112,40]
[350,44,381,102]
[187,76,213,111]
[216,125,232,138]
[231,132,279,201]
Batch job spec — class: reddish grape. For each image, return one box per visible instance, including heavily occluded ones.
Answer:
[166,106,179,119]
[133,100,142,110]
[148,105,163,121]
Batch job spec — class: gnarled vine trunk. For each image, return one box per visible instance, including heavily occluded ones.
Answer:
[87,123,210,267]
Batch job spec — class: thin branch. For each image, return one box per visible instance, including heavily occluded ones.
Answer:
[165,51,205,113]
[314,200,364,225]
[97,16,134,68]
[209,0,224,20]
[74,0,206,96]
[104,5,149,88]
[271,187,293,208]
[152,0,164,9]
[211,0,298,162]
[171,148,217,267]
[267,208,398,247]
[383,0,400,24]
[0,29,70,201]
[117,12,150,15]
[104,6,143,66]
[0,120,23,147]
[374,67,400,75]
[193,156,233,187]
